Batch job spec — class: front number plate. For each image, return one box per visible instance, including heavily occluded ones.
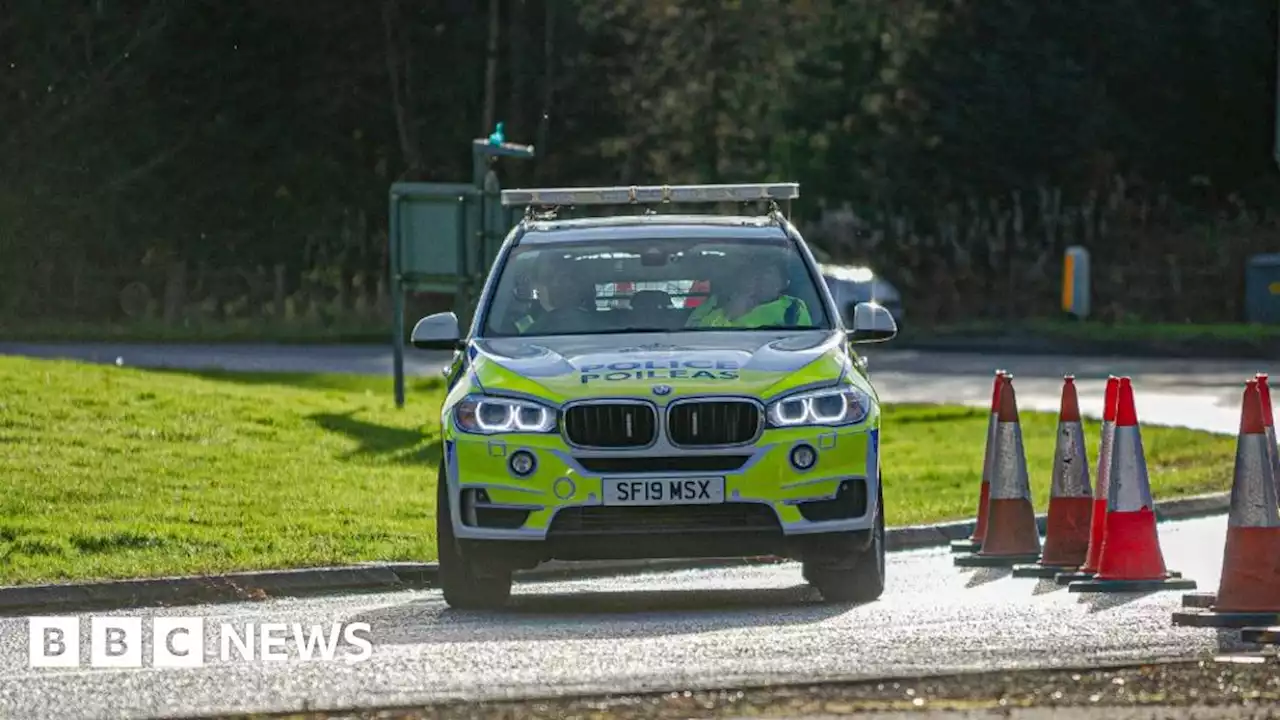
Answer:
[602,477,725,506]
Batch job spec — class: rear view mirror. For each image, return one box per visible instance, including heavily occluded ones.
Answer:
[411,312,463,350]
[848,302,897,343]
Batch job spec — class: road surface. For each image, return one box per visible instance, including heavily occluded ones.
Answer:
[0,341,1272,719]
[0,515,1248,719]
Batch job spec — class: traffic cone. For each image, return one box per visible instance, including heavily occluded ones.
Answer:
[955,374,1042,567]
[1172,380,1280,627]
[1184,372,1279,610]
[1257,373,1279,496]
[1055,375,1120,586]
[1013,376,1094,578]
[951,369,1007,554]
[1069,377,1196,592]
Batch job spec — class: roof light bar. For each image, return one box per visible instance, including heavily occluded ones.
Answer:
[499,183,799,207]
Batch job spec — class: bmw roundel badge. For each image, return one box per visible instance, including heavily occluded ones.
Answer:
[652,384,672,396]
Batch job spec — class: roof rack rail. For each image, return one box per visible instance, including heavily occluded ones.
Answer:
[500,182,799,208]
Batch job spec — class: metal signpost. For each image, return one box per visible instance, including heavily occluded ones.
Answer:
[387,129,534,407]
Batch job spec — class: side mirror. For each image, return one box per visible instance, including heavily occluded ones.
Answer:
[411,312,463,350]
[848,302,897,343]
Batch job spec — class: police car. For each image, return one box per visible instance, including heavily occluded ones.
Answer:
[410,182,897,609]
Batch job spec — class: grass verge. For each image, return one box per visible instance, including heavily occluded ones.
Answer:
[0,356,1237,586]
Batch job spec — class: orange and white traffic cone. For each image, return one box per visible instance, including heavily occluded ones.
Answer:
[1014,376,1093,578]
[1182,372,1274,610]
[1256,373,1279,496]
[1069,377,1196,592]
[952,369,1007,554]
[1055,375,1120,586]
[1173,379,1280,627]
[955,374,1042,567]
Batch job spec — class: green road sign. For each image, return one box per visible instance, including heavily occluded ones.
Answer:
[388,130,534,407]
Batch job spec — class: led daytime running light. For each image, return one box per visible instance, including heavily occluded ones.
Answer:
[767,387,869,427]
[455,396,556,434]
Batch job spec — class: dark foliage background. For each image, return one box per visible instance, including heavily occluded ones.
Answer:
[2,0,1278,329]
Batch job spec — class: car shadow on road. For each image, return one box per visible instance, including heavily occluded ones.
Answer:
[350,584,860,646]
[307,411,441,466]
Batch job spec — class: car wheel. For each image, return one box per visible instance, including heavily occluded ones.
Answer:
[804,484,886,603]
[437,462,513,610]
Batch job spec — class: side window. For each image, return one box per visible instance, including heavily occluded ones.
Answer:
[485,252,537,331]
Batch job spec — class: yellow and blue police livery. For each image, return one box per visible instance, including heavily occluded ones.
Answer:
[408,183,899,609]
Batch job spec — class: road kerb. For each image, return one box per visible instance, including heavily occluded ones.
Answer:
[0,491,1228,615]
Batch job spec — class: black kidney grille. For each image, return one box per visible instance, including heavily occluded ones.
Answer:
[564,403,656,447]
[667,401,760,446]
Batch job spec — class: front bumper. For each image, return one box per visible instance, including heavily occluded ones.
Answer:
[441,422,881,562]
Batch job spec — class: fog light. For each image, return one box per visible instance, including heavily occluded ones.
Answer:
[790,444,817,470]
[509,450,536,477]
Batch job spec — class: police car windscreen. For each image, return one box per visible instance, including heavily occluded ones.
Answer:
[482,237,830,336]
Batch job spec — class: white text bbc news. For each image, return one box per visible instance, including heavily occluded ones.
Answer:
[28,617,373,668]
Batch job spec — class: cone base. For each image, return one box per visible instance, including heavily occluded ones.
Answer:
[1054,570,1093,585]
[1182,591,1217,609]
[950,539,981,554]
[1069,574,1196,593]
[1055,568,1184,586]
[1012,563,1080,578]
[1171,610,1280,629]
[955,552,1041,568]
[1241,626,1280,644]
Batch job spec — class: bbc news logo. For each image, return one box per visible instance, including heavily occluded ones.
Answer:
[28,616,373,668]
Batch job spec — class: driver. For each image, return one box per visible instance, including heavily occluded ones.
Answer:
[686,254,811,328]
[514,254,598,334]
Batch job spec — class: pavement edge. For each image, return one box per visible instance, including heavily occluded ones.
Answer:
[0,491,1227,615]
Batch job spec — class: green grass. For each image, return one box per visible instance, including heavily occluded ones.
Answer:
[0,356,1237,585]
[884,403,1234,525]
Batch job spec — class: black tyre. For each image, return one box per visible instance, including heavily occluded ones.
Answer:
[804,485,886,603]
[437,463,513,610]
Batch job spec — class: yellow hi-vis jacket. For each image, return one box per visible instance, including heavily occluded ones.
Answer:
[686,294,811,328]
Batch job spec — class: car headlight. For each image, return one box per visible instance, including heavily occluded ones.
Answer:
[454,395,557,434]
[766,386,872,428]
